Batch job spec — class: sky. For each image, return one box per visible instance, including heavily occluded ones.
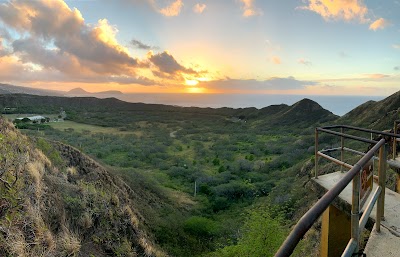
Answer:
[0,0,399,96]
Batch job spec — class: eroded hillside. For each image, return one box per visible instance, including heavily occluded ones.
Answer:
[0,118,165,257]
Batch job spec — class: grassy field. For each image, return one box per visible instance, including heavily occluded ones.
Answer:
[48,120,135,134]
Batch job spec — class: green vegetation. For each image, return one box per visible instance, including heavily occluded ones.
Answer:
[9,95,332,256]
[5,91,398,256]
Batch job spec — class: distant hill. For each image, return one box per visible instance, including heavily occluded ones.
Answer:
[339,90,400,130]
[66,87,123,96]
[0,93,338,130]
[0,83,63,96]
[67,87,89,94]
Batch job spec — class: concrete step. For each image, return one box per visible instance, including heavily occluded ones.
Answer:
[312,172,400,256]
[312,171,400,233]
[364,224,400,257]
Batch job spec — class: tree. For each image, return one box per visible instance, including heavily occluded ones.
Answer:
[210,210,286,257]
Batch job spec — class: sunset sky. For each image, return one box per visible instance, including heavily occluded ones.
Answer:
[0,0,399,96]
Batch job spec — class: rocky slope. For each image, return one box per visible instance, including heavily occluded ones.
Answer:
[0,117,165,257]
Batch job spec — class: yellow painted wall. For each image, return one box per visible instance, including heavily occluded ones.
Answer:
[320,205,351,257]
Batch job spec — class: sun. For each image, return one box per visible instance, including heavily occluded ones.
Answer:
[185,79,199,86]
[187,87,205,93]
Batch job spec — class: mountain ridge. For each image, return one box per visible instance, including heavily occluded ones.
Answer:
[0,93,337,129]
[339,90,400,129]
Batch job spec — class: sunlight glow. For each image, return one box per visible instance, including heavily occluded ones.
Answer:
[185,79,199,86]
[186,87,205,93]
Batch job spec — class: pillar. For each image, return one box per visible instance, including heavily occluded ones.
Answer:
[320,205,351,257]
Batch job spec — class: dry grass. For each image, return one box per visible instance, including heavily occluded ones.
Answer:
[78,212,93,229]
[58,228,81,257]
[66,166,78,176]
[139,236,156,257]
[6,230,28,257]
[123,205,139,228]
[33,149,52,170]
[26,161,44,198]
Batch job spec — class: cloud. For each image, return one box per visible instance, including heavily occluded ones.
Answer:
[148,51,197,77]
[394,66,399,71]
[239,0,262,17]
[193,3,206,14]
[158,0,183,17]
[0,38,9,57]
[298,58,312,66]
[300,0,369,22]
[0,0,208,87]
[130,39,158,50]
[392,44,400,49]
[364,73,390,79]
[369,18,390,31]
[200,77,317,91]
[270,56,281,64]
[0,0,138,77]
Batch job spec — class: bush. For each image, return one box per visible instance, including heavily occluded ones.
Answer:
[184,216,219,238]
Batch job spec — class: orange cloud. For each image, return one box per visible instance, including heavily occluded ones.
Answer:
[369,18,390,31]
[0,0,138,76]
[159,0,183,17]
[364,74,390,79]
[239,0,262,17]
[300,0,369,22]
[0,0,212,90]
[271,56,281,64]
[193,3,206,14]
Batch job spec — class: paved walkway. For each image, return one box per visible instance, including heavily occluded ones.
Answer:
[312,171,400,256]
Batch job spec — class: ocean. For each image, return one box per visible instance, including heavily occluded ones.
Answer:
[116,94,384,116]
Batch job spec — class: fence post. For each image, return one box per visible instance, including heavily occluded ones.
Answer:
[376,144,387,232]
[351,169,361,253]
[315,128,319,179]
[393,121,398,159]
[341,127,344,172]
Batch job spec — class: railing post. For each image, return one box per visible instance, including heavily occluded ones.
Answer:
[351,169,361,253]
[393,121,398,160]
[376,144,387,232]
[315,128,319,179]
[341,127,344,172]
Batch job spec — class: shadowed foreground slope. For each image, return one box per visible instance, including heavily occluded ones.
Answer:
[0,118,165,257]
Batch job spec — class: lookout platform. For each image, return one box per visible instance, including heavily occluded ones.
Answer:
[312,171,400,256]
[275,123,400,257]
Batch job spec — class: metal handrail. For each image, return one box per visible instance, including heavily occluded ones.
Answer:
[321,124,400,139]
[274,135,386,257]
[321,124,400,160]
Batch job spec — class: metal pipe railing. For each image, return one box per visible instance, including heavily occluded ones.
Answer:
[317,151,353,170]
[322,124,400,139]
[359,186,382,232]
[274,138,386,257]
[317,127,378,144]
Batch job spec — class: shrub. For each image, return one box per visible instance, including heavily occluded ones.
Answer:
[184,216,219,238]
